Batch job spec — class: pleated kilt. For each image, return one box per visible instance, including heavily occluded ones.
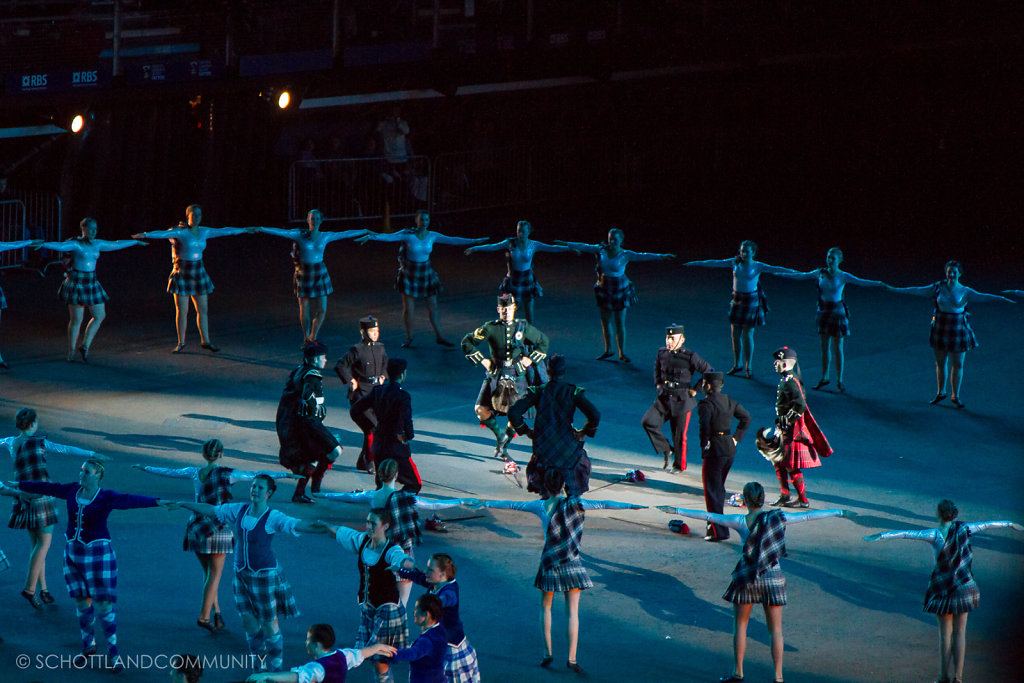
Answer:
[815,301,850,338]
[534,556,593,592]
[924,580,980,615]
[356,601,409,657]
[9,496,58,530]
[64,539,118,603]
[594,275,637,312]
[0,284,7,310]
[929,311,978,352]
[396,260,441,298]
[184,514,234,554]
[233,567,300,622]
[500,268,541,304]
[167,259,214,296]
[294,261,333,298]
[728,290,765,328]
[723,565,787,606]
[58,270,109,306]
[446,638,482,683]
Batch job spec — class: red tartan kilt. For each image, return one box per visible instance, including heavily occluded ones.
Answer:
[782,416,823,470]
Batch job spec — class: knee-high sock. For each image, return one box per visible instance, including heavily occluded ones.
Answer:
[265,631,284,671]
[310,459,330,493]
[481,416,503,443]
[76,604,97,653]
[98,610,118,658]
[774,465,790,496]
[791,470,807,501]
[245,629,266,668]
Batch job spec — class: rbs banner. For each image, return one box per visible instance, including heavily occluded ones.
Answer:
[7,67,109,95]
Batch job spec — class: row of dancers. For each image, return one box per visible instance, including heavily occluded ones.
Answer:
[2,402,1022,682]
[2,206,1020,404]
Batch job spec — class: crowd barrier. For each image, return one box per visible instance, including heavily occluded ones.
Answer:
[0,191,63,269]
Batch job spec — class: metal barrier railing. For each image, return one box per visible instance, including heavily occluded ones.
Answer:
[432,146,533,214]
[0,200,28,269]
[288,155,432,223]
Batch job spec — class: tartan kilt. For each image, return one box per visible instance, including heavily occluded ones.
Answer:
[446,638,482,683]
[728,290,765,328]
[64,539,118,603]
[594,275,637,312]
[184,514,234,554]
[500,268,541,304]
[396,260,441,298]
[782,429,823,470]
[9,495,58,530]
[294,261,334,299]
[929,312,978,352]
[233,568,300,622]
[815,301,850,338]
[167,259,214,295]
[0,284,7,310]
[356,601,409,657]
[58,270,109,306]
[723,565,787,606]
[924,580,980,615]
[534,556,593,592]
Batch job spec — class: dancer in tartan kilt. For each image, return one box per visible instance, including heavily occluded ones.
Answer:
[886,260,1014,409]
[465,220,572,323]
[334,315,388,474]
[1,407,106,610]
[557,229,675,363]
[865,500,1024,683]
[398,554,482,683]
[0,237,41,368]
[4,459,169,672]
[258,209,367,347]
[686,240,799,378]
[42,217,145,362]
[133,438,296,632]
[308,507,415,683]
[773,247,888,392]
[170,474,319,673]
[133,204,257,353]
[659,481,851,683]
[484,470,647,675]
[358,210,487,348]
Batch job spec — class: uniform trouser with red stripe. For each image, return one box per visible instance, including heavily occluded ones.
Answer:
[641,398,691,470]
[702,453,734,539]
[774,463,808,503]
[374,453,422,494]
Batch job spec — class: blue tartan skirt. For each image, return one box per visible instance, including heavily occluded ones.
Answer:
[396,260,441,298]
[534,556,593,592]
[59,270,110,306]
[9,495,58,530]
[184,514,234,554]
[356,601,409,659]
[446,637,482,683]
[294,261,333,299]
[729,290,765,328]
[64,539,118,603]
[924,579,980,615]
[168,259,214,296]
[594,274,637,312]
[723,565,787,606]
[815,300,850,338]
[500,268,541,304]
[233,567,300,622]
[929,311,978,352]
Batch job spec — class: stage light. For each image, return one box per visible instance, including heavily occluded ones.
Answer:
[70,114,85,133]
[277,90,291,109]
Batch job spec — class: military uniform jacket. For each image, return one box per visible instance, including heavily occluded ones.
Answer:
[508,380,600,469]
[334,339,388,402]
[698,391,751,459]
[461,319,549,377]
[351,381,413,460]
[775,375,806,426]
[654,346,713,415]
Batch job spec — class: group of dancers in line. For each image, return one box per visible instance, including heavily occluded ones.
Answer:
[1,203,1020,406]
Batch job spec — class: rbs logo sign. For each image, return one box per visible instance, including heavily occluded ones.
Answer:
[73,70,98,84]
[21,73,47,88]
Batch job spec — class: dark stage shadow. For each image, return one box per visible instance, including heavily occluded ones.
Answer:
[806,491,935,523]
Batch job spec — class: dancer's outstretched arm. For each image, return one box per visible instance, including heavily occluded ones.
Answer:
[781,509,853,524]
[684,257,734,267]
[657,506,747,531]
[464,238,511,255]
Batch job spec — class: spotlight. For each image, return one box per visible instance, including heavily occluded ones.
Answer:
[277,90,291,109]
[70,114,85,133]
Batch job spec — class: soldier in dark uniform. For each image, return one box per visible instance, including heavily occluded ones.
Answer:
[334,315,388,474]
[461,293,550,459]
[641,324,714,473]
[351,357,421,493]
[697,371,751,541]
[276,342,343,503]
[508,354,600,497]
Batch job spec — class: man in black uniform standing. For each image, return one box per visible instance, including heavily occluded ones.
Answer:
[351,357,421,493]
[276,342,343,503]
[641,324,713,473]
[697,371,751,541]
[334,315,388,474]
[508,354,600,496]
[462,293,550,459]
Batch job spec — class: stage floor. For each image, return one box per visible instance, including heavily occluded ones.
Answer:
[1,236,1022,682]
